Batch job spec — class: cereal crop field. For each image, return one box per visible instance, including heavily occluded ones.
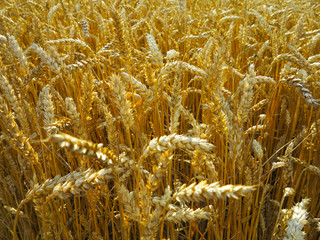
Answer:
[0,0,320,239]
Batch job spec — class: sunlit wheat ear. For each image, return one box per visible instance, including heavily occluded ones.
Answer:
[146,32,163,66]
[245,124,267,135]
[275,53,313,74]
[252,139,263,160]
[147,150,173,192]
[80,20,89,38]
[120,72,152,98]
[304,165,320,177]
[109,7,129,55]
[141,206,163,240]
[30,43,60,73]
[49,133,117,163]
[7,34,27,67]
[0,74,30,135]
[283,199,310,240]
[0,96,39,168]
[163,92,200,136]
[66,57,102,71]
[141,134,214,159]
[0,34,7,42]
[165,49,180,60]
[115,183,142,222]
[236,63,256,123]
[37,85,55,135]
[169,76,182,134]
[248,10,272,36]
[26,167,119,200]
[160,61,207,78]
[44,117,72,135]
[174,180,256,203]
[165,205,211,223]
[46,39,94,54]
[98,100,118,148]
[109,74,134,129]
[65,97,81,124]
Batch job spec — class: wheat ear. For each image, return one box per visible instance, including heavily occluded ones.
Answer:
[174,180,256,203]
[141,134,214,159]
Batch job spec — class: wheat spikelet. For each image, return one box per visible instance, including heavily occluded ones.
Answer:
[254,76,276,84]
[80,71,95,125]
[66,58,101,71]
[178,32,212,42]
[308,54,320,63]
[164,91,201,135]
[174,180,256,202]
[287,45,313,72]
[109,7,130,57]
[271,162,287,171]
[220,15,243,23]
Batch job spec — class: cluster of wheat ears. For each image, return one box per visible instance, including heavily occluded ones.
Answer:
[0,0,320,239]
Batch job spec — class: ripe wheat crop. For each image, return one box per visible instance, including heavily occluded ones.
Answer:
[0,0,320,239]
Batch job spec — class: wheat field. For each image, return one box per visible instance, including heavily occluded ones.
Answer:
[0,0,320,239]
